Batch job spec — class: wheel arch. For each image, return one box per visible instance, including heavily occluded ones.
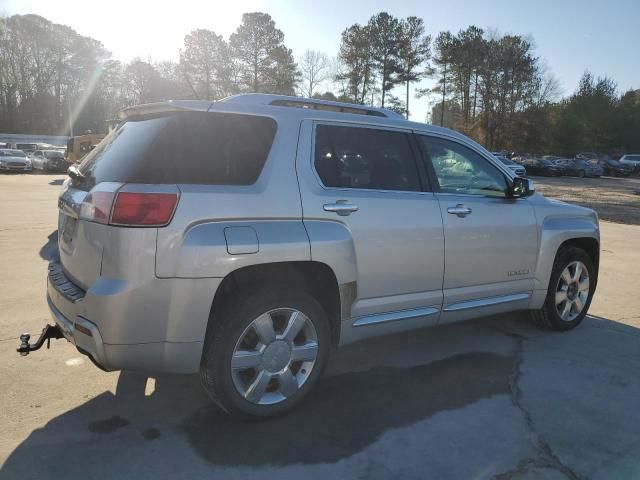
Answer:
[204,261,344,357]
[534,215,600,295]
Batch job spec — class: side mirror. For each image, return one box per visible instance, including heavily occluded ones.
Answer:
[509,177,535,198]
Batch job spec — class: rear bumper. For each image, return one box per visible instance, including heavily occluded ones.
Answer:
[47,294,110,369]
[46,260,220,373]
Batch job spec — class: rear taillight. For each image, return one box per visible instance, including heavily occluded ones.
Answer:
[79,187,178,227]
[80,191,116,225]
[111,192,178,226]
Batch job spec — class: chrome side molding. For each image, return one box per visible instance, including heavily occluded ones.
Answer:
[353,306,439,327]
[443,292,530,312]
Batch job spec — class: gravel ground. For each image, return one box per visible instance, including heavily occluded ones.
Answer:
[531,174,640,225]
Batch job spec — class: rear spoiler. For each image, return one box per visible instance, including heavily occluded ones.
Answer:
[119,100,215,120]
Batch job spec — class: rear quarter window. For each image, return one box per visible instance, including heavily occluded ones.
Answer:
[78,112,276,189]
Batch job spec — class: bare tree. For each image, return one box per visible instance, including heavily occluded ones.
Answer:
[298,49,330,97]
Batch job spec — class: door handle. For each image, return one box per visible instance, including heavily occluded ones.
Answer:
[447,204,472,217]
[323,201,359,216]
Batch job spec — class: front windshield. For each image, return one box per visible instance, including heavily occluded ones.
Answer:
[0,150,26,157]
[44,151,63,159]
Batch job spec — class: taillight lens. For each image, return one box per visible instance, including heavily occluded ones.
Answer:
[80,191,116,225]
[111,192,178,226]
[79,187,178,227]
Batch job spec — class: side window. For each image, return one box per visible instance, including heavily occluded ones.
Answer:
[314,124,421,192]
[419,136,507,197]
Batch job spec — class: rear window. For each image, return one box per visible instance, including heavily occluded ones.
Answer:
[76,112,276,190]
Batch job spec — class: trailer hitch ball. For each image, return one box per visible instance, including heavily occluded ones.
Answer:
[19,334,31,356]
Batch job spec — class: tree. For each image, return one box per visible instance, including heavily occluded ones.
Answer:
[336,24,374,104]
[368,12,401,108]
[397,16,431,119]
[122,60,162,105]
[299,49,330,97]
[385,94,407,116]
[265,45,298,95]
[433,31,457,126]
[229,12,298,94]
[450,26,484,130]
[179,29,231,99]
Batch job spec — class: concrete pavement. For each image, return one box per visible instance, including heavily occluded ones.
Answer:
[0,174,638,479]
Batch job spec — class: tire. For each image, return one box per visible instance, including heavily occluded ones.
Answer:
[531,246,596,331]
[200,284,331,419]
[579,171,585,178]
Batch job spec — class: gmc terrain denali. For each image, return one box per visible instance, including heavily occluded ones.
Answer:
[18,94,599,418]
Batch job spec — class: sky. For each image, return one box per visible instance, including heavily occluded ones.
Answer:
[2,0,639,122]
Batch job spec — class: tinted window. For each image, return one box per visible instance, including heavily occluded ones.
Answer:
[314,125,421,192]
[76,112,276,190]
[419,136,507,197]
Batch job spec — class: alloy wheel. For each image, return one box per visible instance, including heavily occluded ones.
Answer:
[230,308,319,405]
[555,260,590,322]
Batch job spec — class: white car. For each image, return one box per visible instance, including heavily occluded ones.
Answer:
[619,154,640,171]
[0,149,32,172]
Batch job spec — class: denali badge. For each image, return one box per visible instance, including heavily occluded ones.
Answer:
[508,269,530,276]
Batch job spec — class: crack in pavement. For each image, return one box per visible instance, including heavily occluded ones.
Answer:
[492,336,584,480]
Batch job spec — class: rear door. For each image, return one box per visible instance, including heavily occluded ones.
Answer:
[297,120,444,330]
[416,134,538,323]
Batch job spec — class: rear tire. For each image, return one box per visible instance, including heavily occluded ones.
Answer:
[200,284,331,419]
[531,246,596,331]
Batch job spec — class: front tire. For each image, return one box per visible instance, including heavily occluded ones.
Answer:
[200,285,330,419]
[531,246,596,331]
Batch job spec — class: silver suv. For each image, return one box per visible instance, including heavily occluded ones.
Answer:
[20,94,599,418]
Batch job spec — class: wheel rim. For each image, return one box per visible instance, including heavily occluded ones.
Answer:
[555,260,590,322]
[230,308,318,405]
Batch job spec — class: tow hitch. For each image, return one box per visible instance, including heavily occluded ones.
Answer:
[17,324,65,356]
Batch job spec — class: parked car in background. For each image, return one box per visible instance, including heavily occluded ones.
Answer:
[558,159,603,177]
[493,153,526,176]
[619,154,640,172]
[599,158,634,177]
[521,157,564,176]
[15,143,38,157]
[575,152,600,162]
[32,149,68,172]
[0,149,32,172]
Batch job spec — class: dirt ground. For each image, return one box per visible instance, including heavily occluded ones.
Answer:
[531,174,640,225]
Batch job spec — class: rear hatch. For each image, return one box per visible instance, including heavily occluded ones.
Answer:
[58,107,276,288]
[58,114,185,288]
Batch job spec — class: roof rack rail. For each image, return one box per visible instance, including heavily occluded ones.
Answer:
[269,99,387,118]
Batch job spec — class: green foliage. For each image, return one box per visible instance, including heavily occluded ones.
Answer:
[229,12,297,94]
[179,29,232,99]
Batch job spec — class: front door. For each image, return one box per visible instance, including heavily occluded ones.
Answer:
[297,121,445,339]
[417,134,539,323]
